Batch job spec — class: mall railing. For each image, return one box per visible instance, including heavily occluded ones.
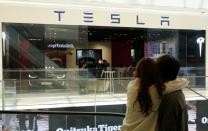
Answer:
[1,68,208,130]
[0,110,125,131]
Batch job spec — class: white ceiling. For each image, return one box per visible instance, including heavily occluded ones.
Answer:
[1,0,208,13]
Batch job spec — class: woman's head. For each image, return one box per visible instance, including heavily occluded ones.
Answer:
[135,57,164,116]
[134,57,158,82]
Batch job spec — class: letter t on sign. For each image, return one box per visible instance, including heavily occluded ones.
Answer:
[54,11,65,21]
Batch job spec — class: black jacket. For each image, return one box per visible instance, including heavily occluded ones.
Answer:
[158,90,188,131]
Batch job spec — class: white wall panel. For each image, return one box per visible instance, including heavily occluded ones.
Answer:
[153,0,184,7]
[185,0,202,9]
[0,0,205,9]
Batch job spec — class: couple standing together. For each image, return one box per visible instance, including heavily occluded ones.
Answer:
[122,55,189,131]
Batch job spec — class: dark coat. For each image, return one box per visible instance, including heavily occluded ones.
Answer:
[158,90,188,131]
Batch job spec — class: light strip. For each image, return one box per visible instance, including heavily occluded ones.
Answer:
[186,97,207,101]
[13,101,126,110]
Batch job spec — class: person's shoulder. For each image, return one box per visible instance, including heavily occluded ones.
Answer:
[165,90,184,96]
[162,90,185,105]
[163,90,183,98]
[128,77,139,83]
[127,78,140,91]
[164,78,189,94]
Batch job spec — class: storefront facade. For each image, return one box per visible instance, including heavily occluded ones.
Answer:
[0,2,208,131]
[0,3,207,93]
[0,5,207,89]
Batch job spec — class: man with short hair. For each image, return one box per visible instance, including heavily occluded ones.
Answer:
[156,55,189,131]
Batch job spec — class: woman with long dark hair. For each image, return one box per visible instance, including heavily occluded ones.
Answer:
[122,57,164,131]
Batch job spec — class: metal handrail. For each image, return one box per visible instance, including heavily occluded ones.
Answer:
[0,110,125,117]
[184,76,208,101]
[185,87,208,101]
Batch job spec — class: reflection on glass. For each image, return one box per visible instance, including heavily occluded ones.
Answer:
[2,23,206,96]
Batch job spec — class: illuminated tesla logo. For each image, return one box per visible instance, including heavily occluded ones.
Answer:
[196,37,205,57]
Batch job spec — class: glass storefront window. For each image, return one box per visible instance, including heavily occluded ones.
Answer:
[146,29,205,88]
[2,23,206,94]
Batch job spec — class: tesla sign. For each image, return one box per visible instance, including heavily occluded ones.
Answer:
[54,11,170,26]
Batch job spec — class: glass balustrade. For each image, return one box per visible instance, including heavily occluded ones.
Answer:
[0,71,208,131]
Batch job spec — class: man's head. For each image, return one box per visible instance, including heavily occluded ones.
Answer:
[156,55,180,82]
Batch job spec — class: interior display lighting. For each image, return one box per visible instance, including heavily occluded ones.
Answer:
[196,37,205,57]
